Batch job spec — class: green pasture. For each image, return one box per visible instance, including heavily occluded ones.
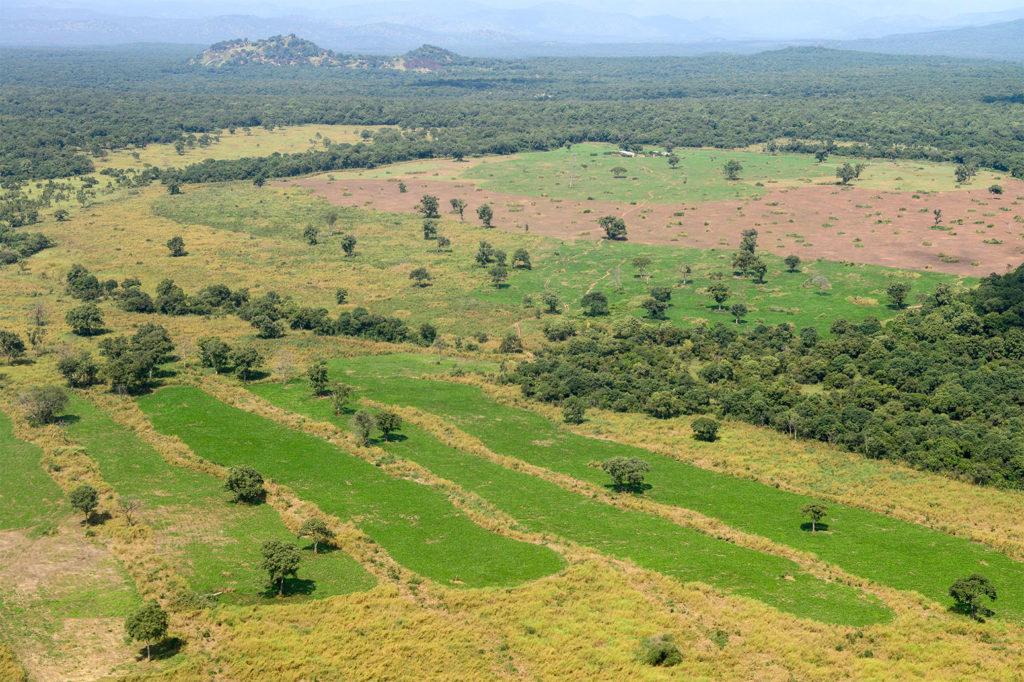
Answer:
[247,377,890,626]
[64,397,374,603]
[336,142,1009,203]
[319,355,1024,623]
[0,410,64,534]
[137,386,564,589]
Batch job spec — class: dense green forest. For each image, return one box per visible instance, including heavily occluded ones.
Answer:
[2,45,1024,184]
[513,266,1024,489]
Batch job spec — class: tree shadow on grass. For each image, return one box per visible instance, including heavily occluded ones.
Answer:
[604,482,653,495]
[55,414,81,426]
[799,522,831,533]
[299,543,345,556]
[260,577,317,599]
[83,510,113,526]
[136,637,185,662]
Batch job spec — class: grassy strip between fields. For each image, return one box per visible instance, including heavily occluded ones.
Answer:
[247,379,891,626]
[137,386,565,589]
[326,354,1024,623]
[63,396,375,604]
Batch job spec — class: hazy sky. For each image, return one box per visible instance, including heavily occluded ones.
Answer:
[33,0,1024,17]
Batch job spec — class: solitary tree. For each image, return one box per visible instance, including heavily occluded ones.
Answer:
[225,466,265,504]
[723,159,743,181]
[66,303,104,336]
[933,209,943,226]
[730,302,748,324]
[166,235,186,257]
[261,540,301,596]
[376,410,402,442]
[417,195,440,219]
[69,484,99,523]
[476,203,494,227]
[409,267,432,287]
[340,234,357,257]
[489,264,508,288]
[610,166,628,178]
[601,456,650,492]
[351,410,376,446]
[231,346,264,381]
[801,502,828,532]
[324,208,340,234]
[691,417,720,442]
[886,281,911,309]
[334,287,348,304]
[784,254,801,272]
[949,574,997,620]
[954,164,977,184]
[125,601,169,661]
[751,258,767,284]
[739,228,758,253]
[580,291,609,316]
[512,248,532,270]
[598,215,627,240]
[298,517,335,554]
[118,497,141,526]
[836,163,857,185]
[303,224,319,245]
[307,361,329,395]
[707,282,730,310]
[540,291,561,314]
[422,219,438,240]
[0,330,25,364]
[632,256,653,279]
[667,154,680,169]
[435,235,451,252]
[18,385,68,424]
[450,198,467,221]
[331,382,353,416]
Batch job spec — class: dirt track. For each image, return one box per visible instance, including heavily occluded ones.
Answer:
[283,175,1024,276]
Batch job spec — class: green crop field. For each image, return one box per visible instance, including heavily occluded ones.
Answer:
[63,397,375,603]
[0,410,65,534]
[248,378,890,625]
[296,355,1024,622]
[137,386,565,588]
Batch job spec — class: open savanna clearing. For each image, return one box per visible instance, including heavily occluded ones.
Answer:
[145,183,963,335]
[292,144,1024,275]
[137,385,565,588]
[269,354,1024,624]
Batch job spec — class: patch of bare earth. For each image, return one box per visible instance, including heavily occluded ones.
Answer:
[286,175,1024,276]
[0,523,136,681]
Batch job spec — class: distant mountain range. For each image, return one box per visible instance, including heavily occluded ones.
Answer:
[192,34,461,70]
[3,3,1024,61]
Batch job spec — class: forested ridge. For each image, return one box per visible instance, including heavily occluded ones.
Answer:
[513,267,1024,489]
[2,45,1024,183]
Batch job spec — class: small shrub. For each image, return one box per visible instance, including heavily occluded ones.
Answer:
[691,417,720,442]
[642,634,682,667]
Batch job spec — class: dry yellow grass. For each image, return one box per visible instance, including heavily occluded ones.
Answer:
[0,641,27,682]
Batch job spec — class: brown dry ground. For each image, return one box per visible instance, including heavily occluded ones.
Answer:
[0,523,137,681]
[287,175,1024,276]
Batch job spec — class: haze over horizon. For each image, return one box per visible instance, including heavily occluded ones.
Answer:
[5,0,1024,55]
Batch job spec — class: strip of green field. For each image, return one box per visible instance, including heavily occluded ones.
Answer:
[137,386,564,588]
[0,410,64,534]
[64,397,374,603]
[247,379,890,626]
[326,355,1024,622]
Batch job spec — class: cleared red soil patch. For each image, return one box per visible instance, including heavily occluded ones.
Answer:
[284,175,1024,276]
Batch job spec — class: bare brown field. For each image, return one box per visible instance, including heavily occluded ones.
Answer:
[289,175,1024,276]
